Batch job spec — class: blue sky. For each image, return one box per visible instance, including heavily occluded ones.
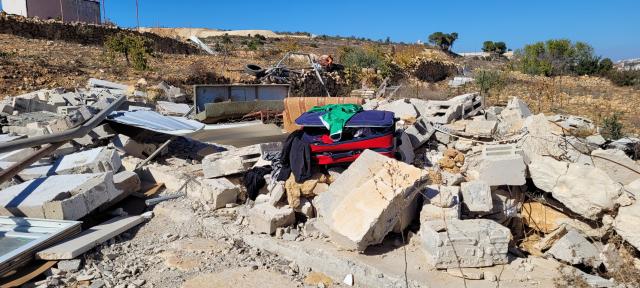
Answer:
[2,1,638,60]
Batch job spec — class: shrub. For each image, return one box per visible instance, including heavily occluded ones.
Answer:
[606,70,640,87]
[514,39,612,77]
[602,112,624,140]
[475,69,506,102]
[105,32,153,71]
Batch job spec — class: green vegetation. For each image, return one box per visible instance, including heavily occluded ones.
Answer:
[514,39,611,76]
[475,69,506,102]
[602,112,625,140]
[428,32,458,51]
[606,70,640,87]
[482,41,507,54]
[338,45,393,78]
[105,32,153,71]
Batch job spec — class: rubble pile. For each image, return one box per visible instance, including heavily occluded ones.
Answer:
[2,74,640,287]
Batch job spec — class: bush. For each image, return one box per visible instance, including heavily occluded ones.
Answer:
[475,69,505,96]
[105,32,153,71]
[514,39,611,77]
[602,112,624,140]
[605,70,640,87]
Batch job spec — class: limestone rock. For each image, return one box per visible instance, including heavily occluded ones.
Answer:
[460,181,492,213]
[528,155,568,193]
[547,230,602,267]
[315,150,427,251]
[592,149,640,185]
[552,164,622,220]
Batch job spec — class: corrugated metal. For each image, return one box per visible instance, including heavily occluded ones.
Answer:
[107,110,205,136]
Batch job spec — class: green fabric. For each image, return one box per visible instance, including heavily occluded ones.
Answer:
[308,104,363,140]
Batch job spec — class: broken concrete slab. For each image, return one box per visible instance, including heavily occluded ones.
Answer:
[519,114,565,162]
[528,155,569,193]
[315,150,427,251]
[423,185,460,208]
[476,144,526,186]
[464,120,497,137]
[247,203,295,235]
[546,229,602,267]
[55,147,122,175]
[113,171,141,195]
[0,172,121,220]
[420,219,511,268]
[592,149,640,185]
[419,202,460,222]
[111,134,160,159]
[156,101,191,116]
[404,117,435,149]
[44,172,121,220]
[614,202,640,250]
[192,178,240,209]
[552,164,622,220]
[37,215,145,260]
[202,142,281,179]
[460,180,493,213]
[376,99,418,120]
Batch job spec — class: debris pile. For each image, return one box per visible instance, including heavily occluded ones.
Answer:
[2,74,640,287]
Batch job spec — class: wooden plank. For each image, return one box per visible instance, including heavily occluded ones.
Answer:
[35,216,144,260]
[0,261,56,288]
[143,183,165,197]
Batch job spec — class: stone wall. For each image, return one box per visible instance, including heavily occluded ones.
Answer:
[0,13,200,55]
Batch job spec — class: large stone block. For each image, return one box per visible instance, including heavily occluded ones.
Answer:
[592,149,640,185]
[248,203,295,235]
[315,150,427,251]
[547,230,602,267]
[111,134,158,159]
[519,114,565,162]
[194,178,240,209]
[465,120,497,137]
[0,173,120,220]
[528,155,568,193]
[614,202,640,250]
[419,202,460,222]
[460,180,493,213]
[423,185,460,208]
[404,117,435,149]
[552,164,622,220]
[476,144,526,186]
[377,99,418,120]
[55,147,121,175]
[420,219,511,268]
[202,142,281,179]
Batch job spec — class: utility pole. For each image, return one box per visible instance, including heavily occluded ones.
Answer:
[135,0,140,30]
[59,0,65,22]
[102,0,106,23]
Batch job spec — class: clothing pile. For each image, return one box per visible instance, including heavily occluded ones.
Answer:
[278,104,397,185]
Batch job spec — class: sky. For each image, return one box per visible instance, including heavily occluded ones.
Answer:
[2,0,638,60]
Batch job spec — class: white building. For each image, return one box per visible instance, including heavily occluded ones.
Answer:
[1,0,101,24]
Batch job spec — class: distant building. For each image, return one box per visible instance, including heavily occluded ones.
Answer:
[616,58,640,71]
[1,0,101,24]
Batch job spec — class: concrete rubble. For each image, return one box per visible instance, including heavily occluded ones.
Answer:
[1,76,639,288]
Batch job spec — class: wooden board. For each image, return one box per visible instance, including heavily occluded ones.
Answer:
[36,216,144,260]
[143,183,165,197]
[0,261,56,288]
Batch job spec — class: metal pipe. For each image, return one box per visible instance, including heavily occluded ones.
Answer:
[0,96,126,154]
[133,105,195,170]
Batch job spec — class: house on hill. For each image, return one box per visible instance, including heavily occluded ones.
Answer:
[1,0,101,24]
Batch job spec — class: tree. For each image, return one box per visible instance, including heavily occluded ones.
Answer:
[428,32,458,51]
[105,32,153,71]
[482,41,495,53]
